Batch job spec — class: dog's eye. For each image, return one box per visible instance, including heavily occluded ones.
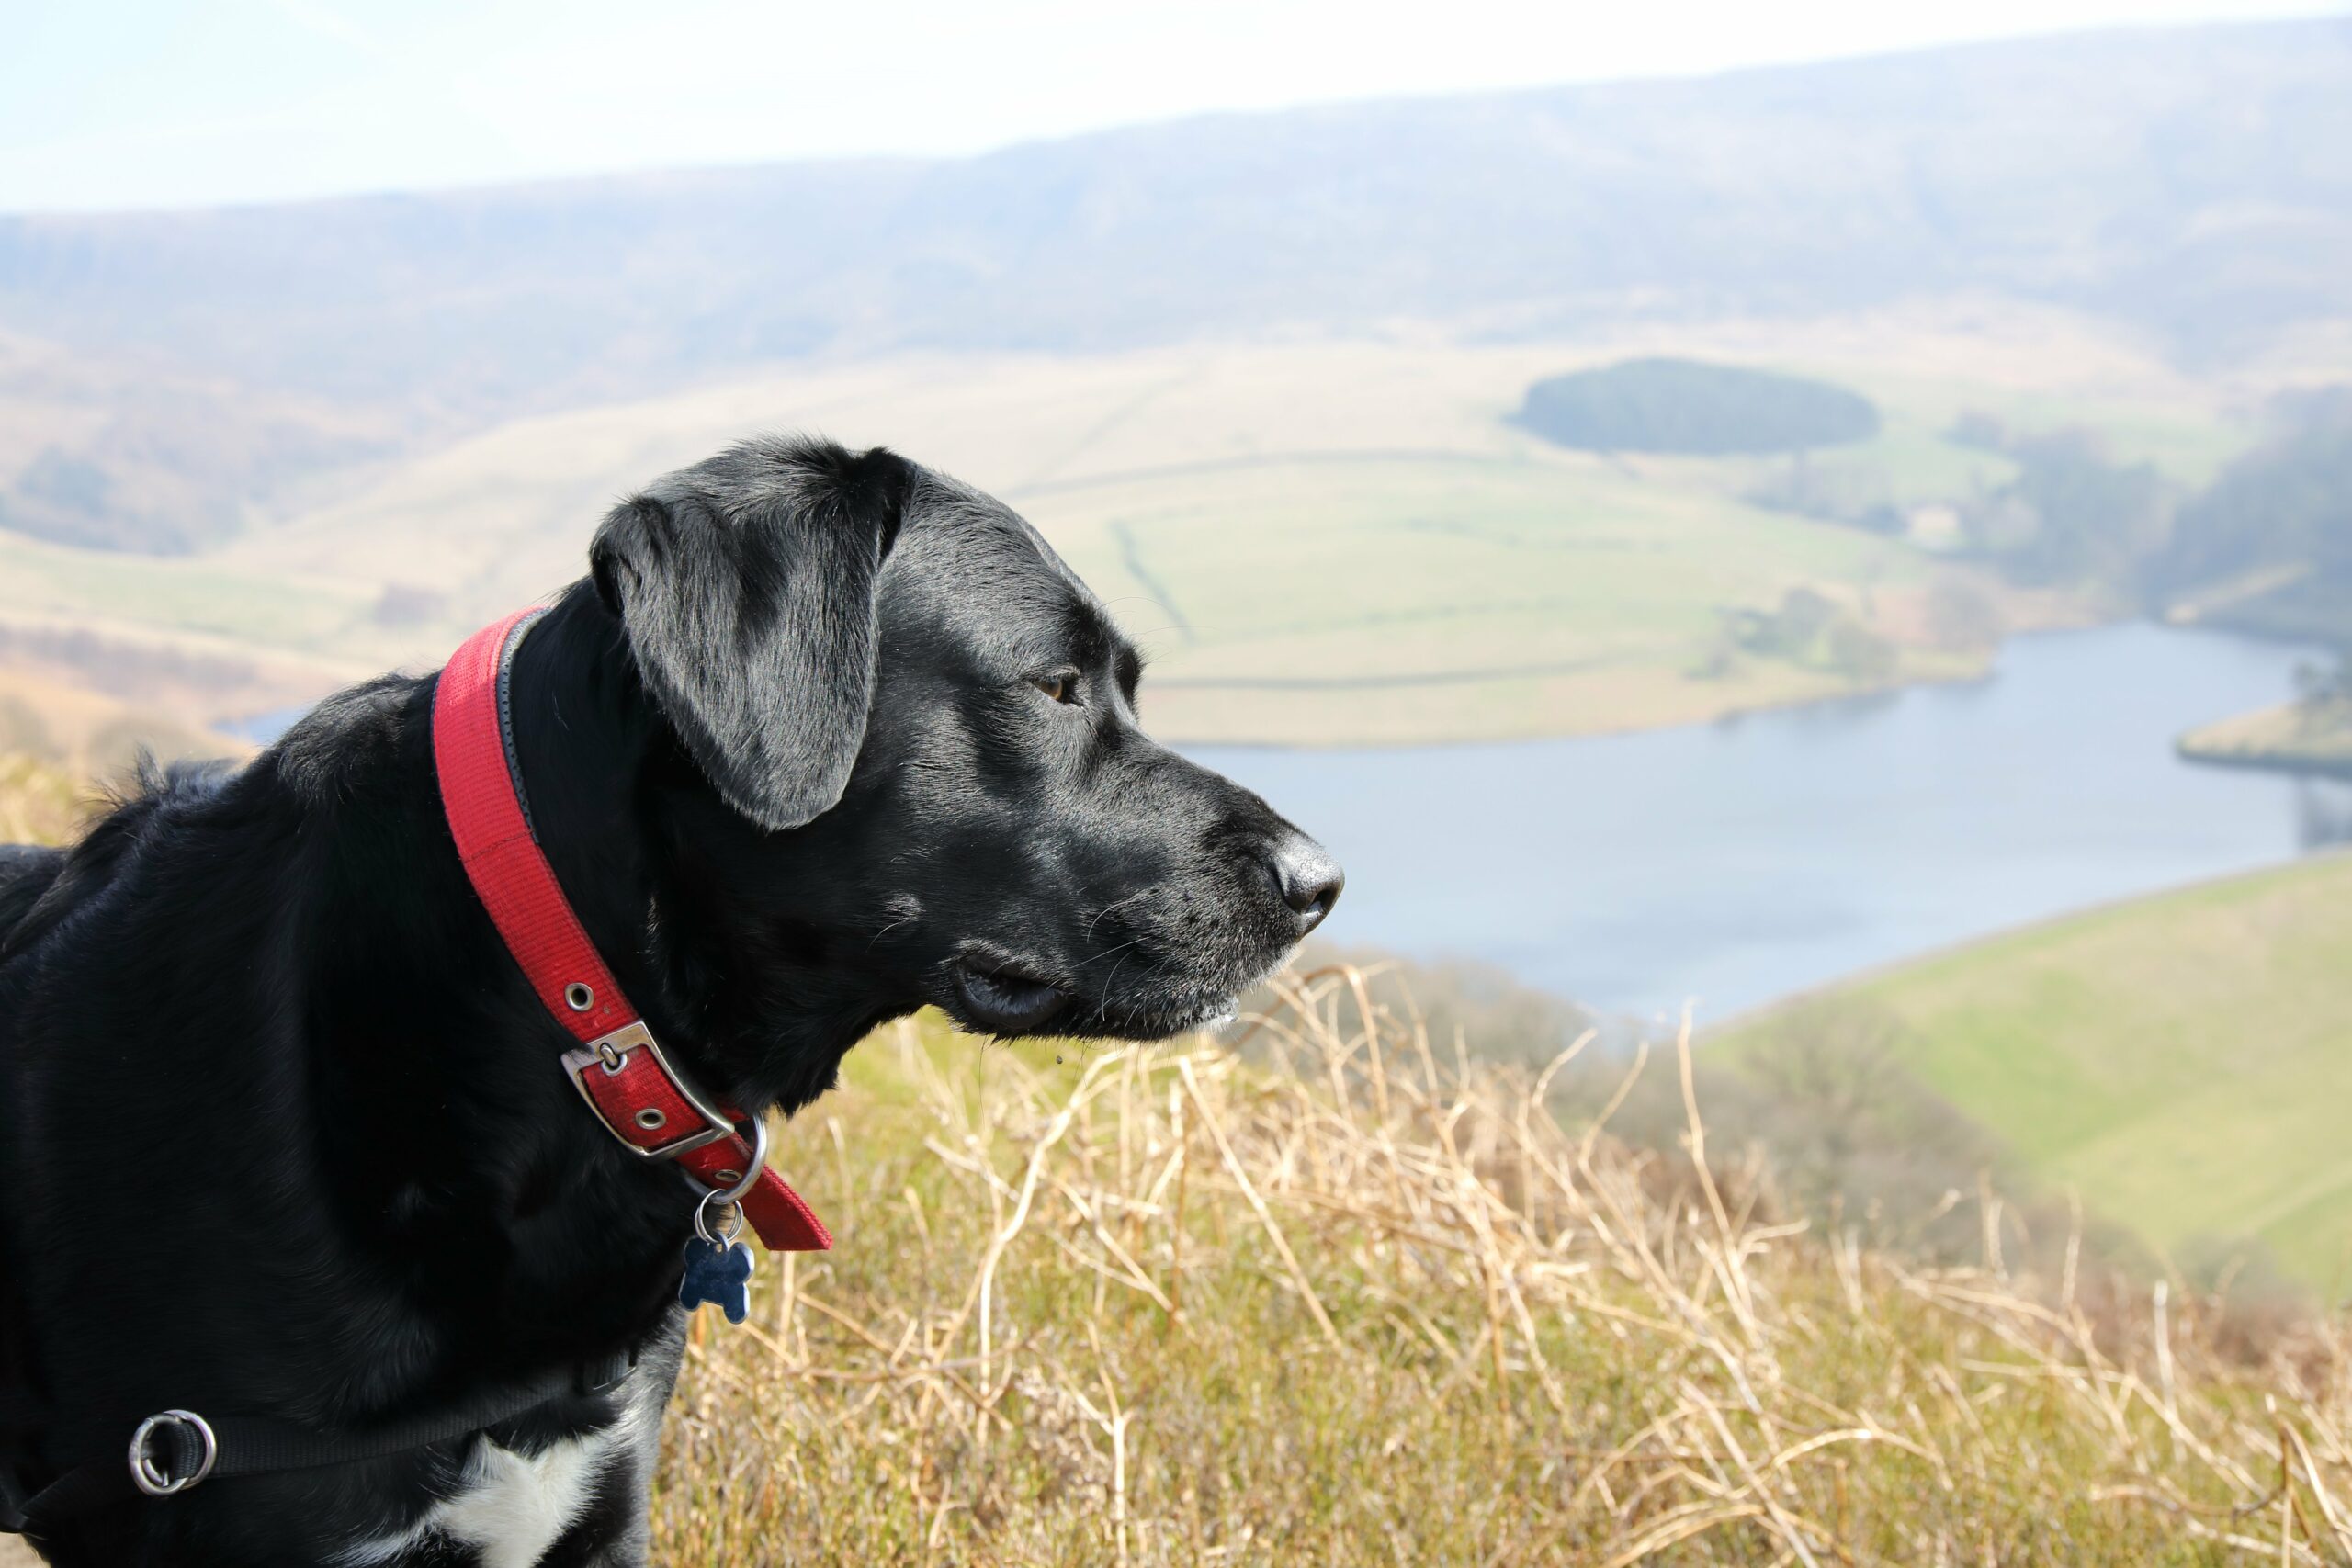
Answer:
[1031,671,1080,705]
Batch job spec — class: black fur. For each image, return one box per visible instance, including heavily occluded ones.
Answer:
[0,437,1339,1566]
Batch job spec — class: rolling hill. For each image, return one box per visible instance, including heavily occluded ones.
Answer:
[0,17,2346,557]
[0,19,2346,748]
[1714,851,2352,1292]
[6,18,2348,405]
[0,319,2233,745]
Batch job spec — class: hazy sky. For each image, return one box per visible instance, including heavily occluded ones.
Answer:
[5,0,2343,214]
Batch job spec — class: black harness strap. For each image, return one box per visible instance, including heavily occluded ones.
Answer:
[0,1347,633,1538]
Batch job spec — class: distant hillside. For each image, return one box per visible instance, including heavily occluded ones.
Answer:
[0,17,2344,458]
[2162,396,2352,641]
[1714,852,2352,1292]
[4,333,2115,749]
[0,664,239,777]
[0,18,2345,750]
[12,20,2351,388]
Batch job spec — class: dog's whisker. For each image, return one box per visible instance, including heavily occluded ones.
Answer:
[1098,951,1133,1009]
[1085,887,1155,942]
[1069,934,1148,971]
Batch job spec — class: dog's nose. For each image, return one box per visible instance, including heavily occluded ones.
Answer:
[1267,835,1344,935]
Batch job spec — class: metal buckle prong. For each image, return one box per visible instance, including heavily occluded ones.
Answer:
[129,1409,217,1496]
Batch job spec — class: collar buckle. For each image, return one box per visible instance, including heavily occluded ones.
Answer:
[559,1021,734,1161]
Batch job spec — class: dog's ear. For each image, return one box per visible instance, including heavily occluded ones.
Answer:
[590,439,915,831]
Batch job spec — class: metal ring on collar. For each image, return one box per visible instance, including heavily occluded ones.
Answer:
[129,1409,217,1497]
[694,1192,745,1248]
[711,1113,769,1206]
[691,1115,770,1247]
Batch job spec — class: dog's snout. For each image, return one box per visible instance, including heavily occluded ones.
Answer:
[1266,835,1344,935]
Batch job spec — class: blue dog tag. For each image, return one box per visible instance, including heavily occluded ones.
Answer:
[679,1236,755,1324]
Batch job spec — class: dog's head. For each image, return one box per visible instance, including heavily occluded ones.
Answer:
[582,436,1339,1079]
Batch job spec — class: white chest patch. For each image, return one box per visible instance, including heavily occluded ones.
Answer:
[433,1432,607,1568]
[334,1359,665,1568]
[334,1427,611,1568]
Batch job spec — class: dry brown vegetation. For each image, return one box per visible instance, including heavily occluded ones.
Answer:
[8,758,2351,1563]
[653,970,2352,1564]
[0,753,86,846]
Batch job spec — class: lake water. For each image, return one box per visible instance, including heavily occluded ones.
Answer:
[1187,624,2351,1026]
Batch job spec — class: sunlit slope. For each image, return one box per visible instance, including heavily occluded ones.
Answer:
[0,527,373,652]
[1018,454,1962,744]
[2,321,2244,741]
[210,338,1996,744]
[1717,852,2352,1290]
[658,976,2352,1563]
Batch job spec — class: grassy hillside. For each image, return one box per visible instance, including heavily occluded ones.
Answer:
[1716,853,2352,1293]
[8,751,2352,1561]
[3,18,2345,756]
[650,976,2352,1563]
[0,319,2242,746]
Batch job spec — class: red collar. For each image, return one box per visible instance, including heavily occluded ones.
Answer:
[432,608,830,1253]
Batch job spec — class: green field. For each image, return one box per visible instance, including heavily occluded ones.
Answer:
[1016,450,1988,744]
[1717,852,2352,1292]
[0,316,2249,748]
[0,297,2298,759]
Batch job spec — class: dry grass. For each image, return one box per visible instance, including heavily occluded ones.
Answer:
[0,753,86,845]
[8,743,2346,1562]
[653,970,2352,1564]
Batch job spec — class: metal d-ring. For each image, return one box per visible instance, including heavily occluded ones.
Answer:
[715,1114,770,1205]
[129,1409,217,1496]
[691,1114,771,1246]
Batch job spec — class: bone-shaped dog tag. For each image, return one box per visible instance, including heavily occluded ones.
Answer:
[678,1236,755,1324]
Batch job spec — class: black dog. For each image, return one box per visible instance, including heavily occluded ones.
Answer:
[0,437,1340,1566]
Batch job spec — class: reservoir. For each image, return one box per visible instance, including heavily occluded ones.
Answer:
[1187,624,2347,1025]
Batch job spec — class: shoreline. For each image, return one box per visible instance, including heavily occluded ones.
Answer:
[1160,648,2007,755]
[1699,844,2352,1044]
[1162,622,2208,756]
[2177,699,2352,782]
